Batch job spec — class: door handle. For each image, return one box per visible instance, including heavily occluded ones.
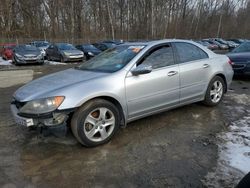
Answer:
[167,71,178,76]
[203,64,210,68]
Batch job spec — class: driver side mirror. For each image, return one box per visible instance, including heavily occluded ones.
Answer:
[131,64,152,76]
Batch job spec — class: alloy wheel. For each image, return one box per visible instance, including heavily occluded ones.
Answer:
[83,107,115,142]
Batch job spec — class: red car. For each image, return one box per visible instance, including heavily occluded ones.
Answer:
[0,43,16,60]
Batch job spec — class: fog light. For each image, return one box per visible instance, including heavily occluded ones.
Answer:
[43,113,67,126]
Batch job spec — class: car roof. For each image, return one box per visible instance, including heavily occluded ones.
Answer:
[120,39,202,46]
[55,42,71,44]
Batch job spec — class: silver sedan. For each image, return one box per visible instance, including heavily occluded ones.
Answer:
[11,39,234,147]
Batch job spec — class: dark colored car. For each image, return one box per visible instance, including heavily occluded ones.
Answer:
[102,40,124,45]
[227,42,250,75]
[75,44,101,60]
[0,43,16,60]
[92,42,116,51]
[46,43,84,63]
[13,45,44,65]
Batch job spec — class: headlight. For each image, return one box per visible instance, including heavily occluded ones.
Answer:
[87,52,94,56]
[20,96,65,114]
[64,52,71,56]
[16,53,24,59]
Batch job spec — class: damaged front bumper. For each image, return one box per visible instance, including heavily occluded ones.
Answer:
[10,104,72,128]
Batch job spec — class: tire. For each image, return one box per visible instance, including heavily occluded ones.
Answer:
[71,99,120,147]
[60,56,65,63]
[203,76,226,106]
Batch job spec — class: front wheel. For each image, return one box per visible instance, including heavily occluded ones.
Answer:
[60,56,65,63]
[71,99,120,147]
[203,76,226,106]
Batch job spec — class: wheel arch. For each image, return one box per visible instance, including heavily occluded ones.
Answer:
[77,96,126,127]
[214,73,227,92]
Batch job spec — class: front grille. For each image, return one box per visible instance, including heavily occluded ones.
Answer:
[24,55,37,58]
[11,99,26,109]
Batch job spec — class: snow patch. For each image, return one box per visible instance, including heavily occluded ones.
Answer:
[44,60,67,65]
[227,93,250,104]
[0,57,12,65]
[219,115,250,174]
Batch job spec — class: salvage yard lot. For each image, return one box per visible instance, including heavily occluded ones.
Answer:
[0,63,250,187]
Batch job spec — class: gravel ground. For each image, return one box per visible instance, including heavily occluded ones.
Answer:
[0,64,249,188]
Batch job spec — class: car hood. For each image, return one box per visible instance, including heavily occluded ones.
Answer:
[14,68,109,102]
[38,46,49,51]
[60,49,83,55]
[16,50,40,56]
[90,49,101,54]
[227,52,250,62]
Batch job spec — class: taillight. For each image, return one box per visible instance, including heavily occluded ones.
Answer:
[228,59,233,65]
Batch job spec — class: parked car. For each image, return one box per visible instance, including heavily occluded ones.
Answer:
[13,44,44,65]
[203,39,229,50]
[102,40,124,45]
[226,40,240,48]
[228,39,246,45]
[46,43,84,62]
[196,40,219,51]
[93,42,116,51]
[211,38,230,48]
[0,43,16,60]
[75,44,101,60]
[11,39,233,147]
[227,42,250,75]
[30,41,50,58]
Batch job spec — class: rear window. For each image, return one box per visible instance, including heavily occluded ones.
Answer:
[174,42,208,63]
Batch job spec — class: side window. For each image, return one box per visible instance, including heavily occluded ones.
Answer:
[174,42,208,63]
[139,45,175,69]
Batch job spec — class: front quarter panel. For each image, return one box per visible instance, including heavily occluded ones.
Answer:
[48,71,128,117]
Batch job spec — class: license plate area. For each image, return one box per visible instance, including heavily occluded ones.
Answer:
[11,105,34,127]
[14,116,34,127]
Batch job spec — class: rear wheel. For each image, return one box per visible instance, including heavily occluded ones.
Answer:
[203,76,225,106]
[71,99,120,147]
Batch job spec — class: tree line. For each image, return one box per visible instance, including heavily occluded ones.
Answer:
[0,0,249,43]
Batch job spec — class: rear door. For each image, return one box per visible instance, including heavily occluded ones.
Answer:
[125,44,180,119]
[172,42,211,103]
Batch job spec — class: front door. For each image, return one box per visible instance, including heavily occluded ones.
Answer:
[125,44,180,119]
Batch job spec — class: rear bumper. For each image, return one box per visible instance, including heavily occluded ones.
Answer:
[232,63,250,75]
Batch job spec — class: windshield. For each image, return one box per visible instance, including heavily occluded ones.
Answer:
[17,45,38,51]
[77,45,145,73]
[36,42,49,47]
[58,43,76,50]
[83,45,98,50]
[232,42,250,53]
